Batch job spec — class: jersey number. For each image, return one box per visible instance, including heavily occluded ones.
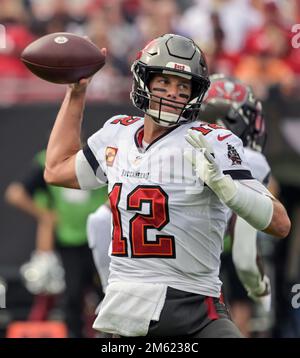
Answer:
[109,184,175,258]
[111,116,141,126]
[191,123,225,135]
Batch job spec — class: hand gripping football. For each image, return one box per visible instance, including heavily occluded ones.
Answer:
[21,32,106,84]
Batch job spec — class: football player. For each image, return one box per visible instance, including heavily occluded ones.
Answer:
[5,150,106,337]
[87,202,111,294]
[44,34,290,337]
[200,74,273,335]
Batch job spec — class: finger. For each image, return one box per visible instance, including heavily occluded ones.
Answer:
[185,133,214,165]
[203,149,215,164]
[187,129,203,148]
[79,78,89,84]
[190,130,214,155]
[79,77,93,85]
[187,129,213,152]
[101,48,107,57]
[186,130,209,152]
[184,134,200,149]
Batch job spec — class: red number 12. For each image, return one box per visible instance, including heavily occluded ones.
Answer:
[109,184,175,258]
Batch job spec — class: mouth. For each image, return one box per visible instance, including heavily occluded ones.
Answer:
[160,98,186,114]
[149,94,186,115]
[160,104,181,114]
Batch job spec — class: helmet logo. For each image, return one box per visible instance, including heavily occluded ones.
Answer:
[175,64,185,71]
[166,62,191,73]
[206,80,247,104]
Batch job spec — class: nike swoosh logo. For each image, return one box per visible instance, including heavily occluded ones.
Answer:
[217,133,232,141]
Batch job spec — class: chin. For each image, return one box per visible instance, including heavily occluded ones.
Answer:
[161,107,181,115]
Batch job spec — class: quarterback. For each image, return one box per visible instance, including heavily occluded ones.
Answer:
[45,34,290,337]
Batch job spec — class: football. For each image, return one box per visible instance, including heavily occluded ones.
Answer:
[20,32,106,84]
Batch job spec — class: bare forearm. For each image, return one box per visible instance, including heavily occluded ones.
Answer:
[45,86,87,187]
[46,88,84,169]
[5,183,44,219]
[36,220,55,251]
[263,199,291,238]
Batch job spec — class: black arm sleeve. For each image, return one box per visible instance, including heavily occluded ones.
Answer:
[223,169,253,180]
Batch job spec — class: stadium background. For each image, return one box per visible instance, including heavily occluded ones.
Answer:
[0,0,300,338]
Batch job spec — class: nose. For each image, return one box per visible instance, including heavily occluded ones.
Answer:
[166,84,179,100]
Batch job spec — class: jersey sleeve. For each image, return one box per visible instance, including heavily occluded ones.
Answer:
[204,125,253,180]
[243,148,271,186]
[79,115,126,187]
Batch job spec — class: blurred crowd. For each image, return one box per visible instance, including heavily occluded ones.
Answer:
[1,0,300,103]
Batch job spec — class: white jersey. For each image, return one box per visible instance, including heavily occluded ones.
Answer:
[244,147,270,186]
[84,115,252,297]
[87,204,111,292]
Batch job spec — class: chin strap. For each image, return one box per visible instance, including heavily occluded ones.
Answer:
[146,109,180,127]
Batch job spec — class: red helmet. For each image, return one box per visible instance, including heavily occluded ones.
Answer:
[200,74,266,152]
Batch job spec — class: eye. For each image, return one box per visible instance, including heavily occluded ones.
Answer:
[179,83,190,91]
[158,78,168,85]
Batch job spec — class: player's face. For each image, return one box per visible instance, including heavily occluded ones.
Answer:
[149,74,192,115]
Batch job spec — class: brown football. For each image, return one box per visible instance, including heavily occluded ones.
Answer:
[21,32,105,84]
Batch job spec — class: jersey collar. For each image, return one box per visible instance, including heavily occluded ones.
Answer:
[134,124,180,152]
